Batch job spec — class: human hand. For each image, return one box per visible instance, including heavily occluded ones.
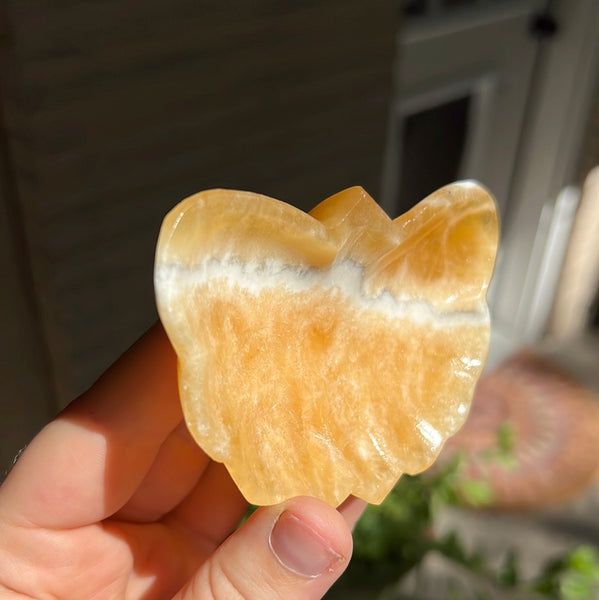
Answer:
[0,324,365,599]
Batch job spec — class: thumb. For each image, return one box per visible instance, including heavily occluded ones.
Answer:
[174,496,356,600]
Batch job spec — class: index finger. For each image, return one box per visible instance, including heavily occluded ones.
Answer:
[0,324,184,529]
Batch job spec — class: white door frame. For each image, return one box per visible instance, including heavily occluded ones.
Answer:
[492,0,599,342]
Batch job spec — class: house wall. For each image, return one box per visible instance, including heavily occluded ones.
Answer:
[0,1,398,470]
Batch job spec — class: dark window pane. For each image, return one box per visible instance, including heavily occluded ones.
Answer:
[442,0,479,9]
[397,95,471,214]
[591,289,599,330]
[402,0,429,18]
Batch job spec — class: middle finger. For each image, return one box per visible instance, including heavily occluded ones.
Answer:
[114,421,210,522]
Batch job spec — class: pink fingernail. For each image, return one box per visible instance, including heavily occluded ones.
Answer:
[269,510,344,578]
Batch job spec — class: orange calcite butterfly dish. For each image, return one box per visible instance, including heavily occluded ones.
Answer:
[154,184,498,506]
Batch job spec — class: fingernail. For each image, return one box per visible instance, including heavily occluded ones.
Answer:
[269,510,344,578]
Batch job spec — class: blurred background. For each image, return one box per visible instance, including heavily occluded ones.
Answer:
[2,0,599,596]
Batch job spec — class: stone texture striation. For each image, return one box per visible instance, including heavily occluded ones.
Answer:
[155,184,498,506]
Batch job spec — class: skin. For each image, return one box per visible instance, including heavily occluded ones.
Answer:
[0,324,366,600]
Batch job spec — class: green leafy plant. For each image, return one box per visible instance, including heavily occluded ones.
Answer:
[326,424,599,600]
[533,545,599,600]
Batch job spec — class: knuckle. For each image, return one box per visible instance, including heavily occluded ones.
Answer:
[200,558,253,600]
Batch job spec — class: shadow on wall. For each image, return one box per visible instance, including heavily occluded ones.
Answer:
[0,1,399,467]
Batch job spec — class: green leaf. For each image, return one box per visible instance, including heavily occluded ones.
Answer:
[565,545,599,577]
[459,479,495,507]
[497,549,520,587]
[496,420,517,454]
[532,545,599,599]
